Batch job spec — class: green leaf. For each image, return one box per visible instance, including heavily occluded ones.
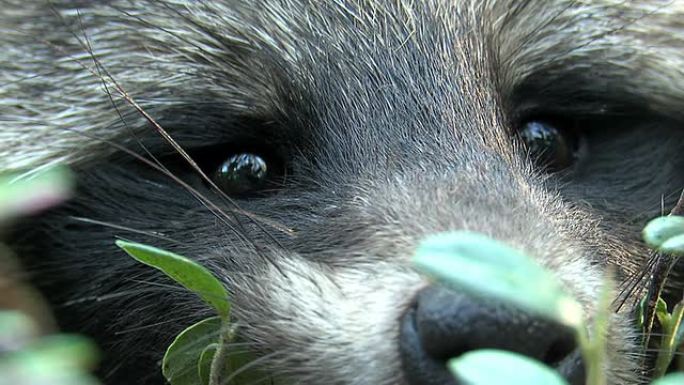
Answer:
[0,311,38,352]
[221,344,268,384]
[0,167,73,223]
[163,317,222,385]
[196,332,271,385]
[25,334,100,371]
[198,344,217,385]
[643,216,684,248]
[412,231,583,328]
[651,373,684,385]
[448,349,569,385]
[115,241,230,319]
[0,359,100,385]
[0,333,100,385]
[659,234,684,256]
[655,297,671,328]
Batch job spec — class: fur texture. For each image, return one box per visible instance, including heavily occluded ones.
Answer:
[2,1,684,384]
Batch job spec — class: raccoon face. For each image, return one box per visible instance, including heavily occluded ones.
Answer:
[3,1,684,385]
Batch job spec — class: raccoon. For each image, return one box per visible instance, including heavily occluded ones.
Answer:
[2,1,684,384]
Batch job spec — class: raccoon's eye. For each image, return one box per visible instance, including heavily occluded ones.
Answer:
[518,120,579,171]
[187,143,286,197]
[212,153,269,196]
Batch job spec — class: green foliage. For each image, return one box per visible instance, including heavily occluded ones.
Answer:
[449,349,569,385]
[198,344,217,385]
[199,335,270,385]
[116,242,232,385]
[1,167,99,385]
[577,278,612,385]
[121,220,684,385]
[652,298,684,378]
[643,216,684,256]
[0,167,73,223]
[162,317,223,385]
[0,311,38,351]
[651,373,684,385]
[413,231,583,328]
[660,235,684,256]
[115,241,230,320]
[643,215,684,375]
[412,230,683,385]
[0,311,99,385]
[117,240,274,385]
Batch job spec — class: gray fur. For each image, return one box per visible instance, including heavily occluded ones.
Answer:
[2,1,684,384]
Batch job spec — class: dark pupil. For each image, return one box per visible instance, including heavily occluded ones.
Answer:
[214,153,268,195]
[519,121,573,170]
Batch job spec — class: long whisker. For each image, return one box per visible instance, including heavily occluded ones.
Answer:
[68,216,181,244]
[222,350,285,385]
[59,288,169,307]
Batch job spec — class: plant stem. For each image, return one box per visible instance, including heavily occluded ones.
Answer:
[577,329,596,385]
[653,302,684,378]
[578,279,612,385]
[209,321,233,385]
[641,190,684,352]
[578,327,606,385]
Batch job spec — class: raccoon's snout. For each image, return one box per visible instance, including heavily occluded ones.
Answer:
[399,285,583,385]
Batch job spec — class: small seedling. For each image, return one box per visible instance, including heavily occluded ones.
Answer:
[116,241,269,385]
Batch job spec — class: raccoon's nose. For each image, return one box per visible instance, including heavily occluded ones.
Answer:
[399,285,584,385]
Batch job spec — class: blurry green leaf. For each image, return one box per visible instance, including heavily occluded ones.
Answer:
[163,317,222,385]
[0,360,100,385]
[0,167,73,223]
[659,234,684,256]
[413,231,583,328]
[578,277,612,385]
[449,349,569,385]
[0,334,100,385]
[25,335,99,371]
[656,297,671,328]
[0,311,38,353]
[116,241,230,319]
[643,216,684,248]
[651,373,684,385]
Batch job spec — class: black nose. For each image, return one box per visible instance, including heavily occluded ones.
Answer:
[399,285,584,385]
